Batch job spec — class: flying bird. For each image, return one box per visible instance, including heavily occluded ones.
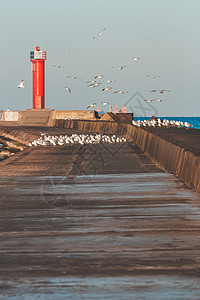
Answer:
[87,103,96,109]
[107,79,116,83]
[52,65,66,68]
[151,89,170,93]
[112,66,127,71]
[66,76,81,79]
[18,80,24,88]
[132,57,140,61]
[61,49,76,53]
[101,101,109,106]
[156,99,166,102]
[146,75,160,79]
[113,90,128,94]
[65,87,71,93]
[93,28,107,39]
[94,75,104,79]
[102,87,112,91]
[144,99,156,103]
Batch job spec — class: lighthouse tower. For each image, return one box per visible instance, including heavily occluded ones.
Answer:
[30,46,46,109]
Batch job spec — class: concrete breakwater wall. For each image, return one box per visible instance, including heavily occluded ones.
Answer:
[56,119,200,193]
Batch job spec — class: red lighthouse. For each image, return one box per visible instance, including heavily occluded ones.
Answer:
[30,46,46,109]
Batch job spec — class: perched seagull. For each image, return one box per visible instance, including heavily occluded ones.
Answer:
[146,75,160,79]
[87,103,96,109]
[93,28,107,39]
[113,90,128,94]
[66,76,81,79]
[52,65,66,68]
[65,87,71,93]
[101,101,109,106]
[132,57,140,61]
[151,89,170,93]
[94,75,104,79]
[112,66,127,71]
[18,80,24,88]
[102,87,112,91]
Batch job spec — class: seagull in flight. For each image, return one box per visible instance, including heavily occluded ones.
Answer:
[102,87,112,91]
[94,75,104,79]
[66,76,81,79]
[52,65,66,69]
[61,49,76,53]
[146,75,160,79]
[101,101,109,106]
[65,87,71,93]
[113,90,128,94]
[112,66,127,71]
[144,99,156,103]
[18,80,24,88]
[151,89,170,93]
[87,103,96,109]
[93,28,107,39]
[132,57,140,61]
[156,99,166,102]
[107,79,116,83]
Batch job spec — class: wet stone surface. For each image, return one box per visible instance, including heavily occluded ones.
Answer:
[0,139,200,299]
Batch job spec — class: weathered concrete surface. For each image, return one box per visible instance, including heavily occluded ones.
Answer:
[56,120,200,193]
[0,129,200,298]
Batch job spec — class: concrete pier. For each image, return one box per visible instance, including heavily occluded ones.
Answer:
[0,122,200,299]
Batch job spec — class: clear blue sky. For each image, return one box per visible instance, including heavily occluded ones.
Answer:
[0,0,199,116]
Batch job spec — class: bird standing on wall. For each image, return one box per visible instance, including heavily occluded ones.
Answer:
[18,80,25,88]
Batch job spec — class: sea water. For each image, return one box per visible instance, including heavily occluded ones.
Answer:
[134,117,200,129]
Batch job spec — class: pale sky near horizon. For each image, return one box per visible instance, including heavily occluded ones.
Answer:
[0,0,199,117]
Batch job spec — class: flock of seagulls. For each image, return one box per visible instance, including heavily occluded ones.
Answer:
[29,133,127,147]
[17,27,170,111]
[132,118,193,129]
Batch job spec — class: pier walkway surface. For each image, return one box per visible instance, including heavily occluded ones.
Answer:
[0,126,200,299]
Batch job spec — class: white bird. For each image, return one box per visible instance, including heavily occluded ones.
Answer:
[151,89,170,93]
[113,90,128,94]
[112,66,127,71]
[94,75,103,79]
[61,49,76,53]
[66,76,81,79]
[65,87,71,93]
[102,87,112,91]
[52,65,66,68]
[101,101,109,105]
[18,80,24,88]
[132,57,140,61]
[156,99,166,102]
[144,99,156,103]
[107,79,116,83]
[93,28,107,39]
[146,75,160,79]
[87,103,96,109]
